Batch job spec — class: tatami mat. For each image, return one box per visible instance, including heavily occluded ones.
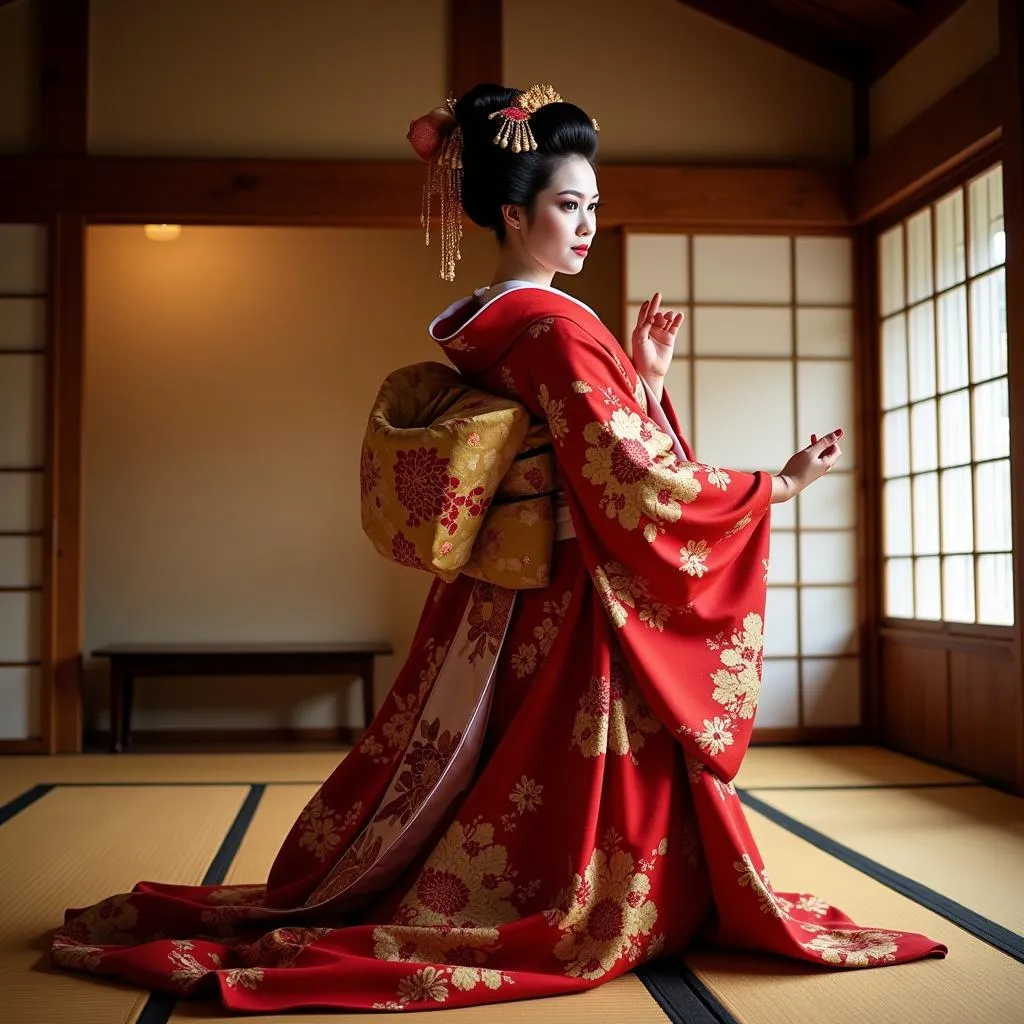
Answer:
[2,747,1020,1024]
[0,751,342,786]
[685,805,1023,1024]
[734,745,974,789]
[747,785,1024,936]
[1,786,248,1024]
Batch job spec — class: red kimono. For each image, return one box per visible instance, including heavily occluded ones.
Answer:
[52,284,946,1012]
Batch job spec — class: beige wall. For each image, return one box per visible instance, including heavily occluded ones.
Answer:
[88,0,449,157]
[82,224,619,733]
[0,0,38,154]
[506,0,853,165]
[869,0,999,150]
[85,0,852,164]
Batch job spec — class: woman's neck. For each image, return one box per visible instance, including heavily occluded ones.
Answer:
[488,250,554,291]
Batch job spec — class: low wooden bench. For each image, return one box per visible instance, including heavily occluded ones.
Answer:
[93,642,393,752]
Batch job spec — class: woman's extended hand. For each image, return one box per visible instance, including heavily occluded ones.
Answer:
[631,292,683,398]
[772,429,844,502]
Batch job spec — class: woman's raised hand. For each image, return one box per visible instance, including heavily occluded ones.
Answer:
[631,292,683,385]
[774,429,844,502]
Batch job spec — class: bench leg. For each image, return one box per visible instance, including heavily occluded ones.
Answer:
[122,675,135,751]
[109,666,125,753]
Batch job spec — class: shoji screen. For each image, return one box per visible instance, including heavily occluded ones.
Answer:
[0,225,47,744]
[625,232,859,735]
[879,164,1012,627]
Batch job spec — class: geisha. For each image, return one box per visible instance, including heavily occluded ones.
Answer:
[51,82,946,1013]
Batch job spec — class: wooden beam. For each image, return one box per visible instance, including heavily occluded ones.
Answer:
[38,0,89,153]
[997,0,1024,793]
[449,0,501,100]
[0,156,853,229]
[676,0,865,79]
[38,0,89,753]
[853,57,1003,222]
[870,0,969,81]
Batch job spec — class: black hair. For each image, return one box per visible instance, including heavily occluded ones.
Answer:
[454,83,599,243]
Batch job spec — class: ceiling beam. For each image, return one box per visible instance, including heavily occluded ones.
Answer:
[676,0,866,78]
[0,156,851,229]
[854,56,1002,221]
[869,0,968,80]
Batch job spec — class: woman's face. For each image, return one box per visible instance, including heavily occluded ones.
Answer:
[505,154,600,276]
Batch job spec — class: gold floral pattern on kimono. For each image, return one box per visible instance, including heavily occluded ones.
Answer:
[510,642,537,678]
[538,384,569,445]
[679,539,712,578]
[396,818,518,927]
[545,836,664,979]
[734,854,792,919]
[373,924,500,966]
[168,939,218,991]
[697,716,735,758]
[799,926,900,966]
[710,612,763,720]
[527,317,555,338]
[380,639,448,752]
[592,562,671,632]
[374,717,461,827]
[571,661,661,760]
[225,966,266,990]
[509,775,544,814]
[60,893,138,946]
[51,940,104,973]
[538,590,572,651]
[466,584,515,665]
[235,927,330,968]
[704,466,731,490]
[297,793,345,863]
[206,885,266,906]
[581,407,701,542]
[796,894,829,918]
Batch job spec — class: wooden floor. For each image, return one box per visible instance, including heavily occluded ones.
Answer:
[2,745,1021,1023]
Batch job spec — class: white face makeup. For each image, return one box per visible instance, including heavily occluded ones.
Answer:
[506,154,600,278]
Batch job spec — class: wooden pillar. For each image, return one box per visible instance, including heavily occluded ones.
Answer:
[39,0,89,751]
[998,0,1024,790]
[449,0,502,101]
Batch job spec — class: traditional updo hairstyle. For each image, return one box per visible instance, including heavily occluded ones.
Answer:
[455,84,599,244]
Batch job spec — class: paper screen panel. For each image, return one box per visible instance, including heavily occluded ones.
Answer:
[0,472,43,531]
[0,354,45,466]
[796,307,853,358]
[625,233,688,301]
[800,585,858,655]
[0,666,41,739]
[794,236,852,304]
[693,306,790,357]
[693,359,793,470]
[0,592,42,662]
[0,298,45,349]
[0,224,47,294]
[756,658,800,729]
[693,236,790,303]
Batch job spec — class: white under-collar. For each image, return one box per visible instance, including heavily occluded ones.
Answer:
[428,280,599,342]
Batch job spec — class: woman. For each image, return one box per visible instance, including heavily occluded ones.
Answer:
[52,83,946,1013]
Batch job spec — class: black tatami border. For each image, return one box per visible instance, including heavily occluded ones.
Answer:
[739,788,1024,964]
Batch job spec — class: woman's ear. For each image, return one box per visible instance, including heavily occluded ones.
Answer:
[500,204,522,232]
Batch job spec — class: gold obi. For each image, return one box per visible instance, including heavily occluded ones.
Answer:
[360,362,557,590]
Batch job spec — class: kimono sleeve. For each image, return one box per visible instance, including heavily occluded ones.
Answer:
[522,316,773,782]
